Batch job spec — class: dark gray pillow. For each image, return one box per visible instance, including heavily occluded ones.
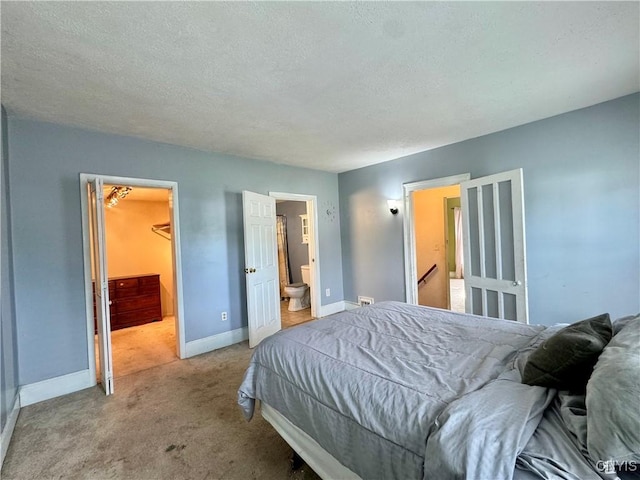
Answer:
[522,313,613,390]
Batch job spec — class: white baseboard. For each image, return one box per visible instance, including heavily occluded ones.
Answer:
[19,369,93,407]
[1,395,20,468]
[184,327,248,358]
[344,301,360,311]
[318,301,346,317]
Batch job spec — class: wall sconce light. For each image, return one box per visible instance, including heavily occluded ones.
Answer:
[105,186,132,208]
[387,199,400,215]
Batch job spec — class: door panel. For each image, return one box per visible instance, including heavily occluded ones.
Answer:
[88,178,114,394]
[461,169,528,323]
[243,191,281,347]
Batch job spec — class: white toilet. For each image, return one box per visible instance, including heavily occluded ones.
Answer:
[284,265,310,311]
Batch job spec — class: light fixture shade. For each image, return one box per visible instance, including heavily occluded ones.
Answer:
[387,199,400,214]
[105,186,132,208]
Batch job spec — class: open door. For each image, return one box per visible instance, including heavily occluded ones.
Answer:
[88,178,114,394]
[461,168,528,323]
[243,191,281,347]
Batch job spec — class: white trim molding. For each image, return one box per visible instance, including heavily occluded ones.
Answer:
[344,302,360,311]
[318,301,346,317]
[0,395,20,468]
[184,327,248,358]
[19,369,93,407]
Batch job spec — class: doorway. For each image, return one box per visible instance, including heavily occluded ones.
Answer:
[403,169,529,323]
[269,192,320,327]
[403,174,471,308]
[98,185,177,377]
[242,190,321,348]
[412,185,464,311]
[80,174,186,394]
[275,199,313,328]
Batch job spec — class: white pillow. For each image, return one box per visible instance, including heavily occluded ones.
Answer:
[586,316,640,465]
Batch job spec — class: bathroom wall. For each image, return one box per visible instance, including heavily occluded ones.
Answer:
[105,198,174,316]
[413,185,460,308]
[276,201,309,284]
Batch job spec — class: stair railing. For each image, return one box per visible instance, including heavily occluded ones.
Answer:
[418,264,437,285]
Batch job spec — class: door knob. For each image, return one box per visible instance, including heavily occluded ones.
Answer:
[513,280,522,286]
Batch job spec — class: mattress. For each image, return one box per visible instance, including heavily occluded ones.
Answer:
[238,301,556,479]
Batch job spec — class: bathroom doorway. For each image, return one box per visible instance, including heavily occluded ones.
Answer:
[275,199,312,328]
[269,192,320,328]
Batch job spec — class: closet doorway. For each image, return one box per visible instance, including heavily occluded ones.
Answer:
[80,174,186,395]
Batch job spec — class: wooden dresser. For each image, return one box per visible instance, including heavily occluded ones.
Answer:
[94,273,162,331]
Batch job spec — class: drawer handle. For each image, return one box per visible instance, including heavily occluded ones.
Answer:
[119,283,124,287]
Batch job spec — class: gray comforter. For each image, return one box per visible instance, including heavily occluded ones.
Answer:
[237,301,600,479]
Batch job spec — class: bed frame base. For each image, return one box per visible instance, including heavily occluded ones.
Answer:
[290,451,304,471]
[261,403,362,480]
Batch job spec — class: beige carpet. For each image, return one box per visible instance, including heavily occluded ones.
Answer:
[95,317,178,379]
[2,342,320,480]
[98,307,311,380]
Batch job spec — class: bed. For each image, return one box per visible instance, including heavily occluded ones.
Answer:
[238,301,639,479]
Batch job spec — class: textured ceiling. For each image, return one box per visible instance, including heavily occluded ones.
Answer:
[2,2,638,173]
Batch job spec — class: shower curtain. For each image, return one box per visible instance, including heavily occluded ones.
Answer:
[454,207,464,279]
[276,215,292,299]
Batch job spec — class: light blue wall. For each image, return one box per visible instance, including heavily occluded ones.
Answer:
[339,94,640,326]
[276,201,309,284]
[7,118,343,385]
[1,106,19,430]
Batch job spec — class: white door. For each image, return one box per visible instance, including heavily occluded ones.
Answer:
[88,179,114,394]
[461,168,528,323]
[243,191,281,347]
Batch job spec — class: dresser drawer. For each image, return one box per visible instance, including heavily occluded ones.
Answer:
[112,306,162,329]
[115,278,138,289]
[139,275,160,286]
[138,285,160,296]
[116,293,161,312]
[116,287,139,298]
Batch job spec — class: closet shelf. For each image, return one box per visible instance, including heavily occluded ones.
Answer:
[151,222,171,240]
